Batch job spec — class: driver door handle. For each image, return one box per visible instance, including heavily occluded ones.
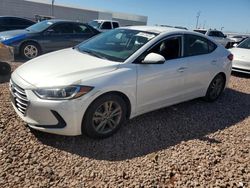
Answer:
[177,67,188,72]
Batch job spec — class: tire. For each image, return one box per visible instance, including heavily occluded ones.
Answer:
[0,62,11,75]
[20,42,41,60]
[204,74,225,102]
[225,42,231,49]
[82,94,127,138]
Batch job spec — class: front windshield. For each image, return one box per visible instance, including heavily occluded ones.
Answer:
[26,20,54,32]
[237,38,250,49]
[77,29,157,62]
[88,21,101,29]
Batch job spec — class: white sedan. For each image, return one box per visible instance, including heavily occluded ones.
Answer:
[10,26,232,138]
[229,37,250,74]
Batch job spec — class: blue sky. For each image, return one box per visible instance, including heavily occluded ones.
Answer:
[56,0,249,33]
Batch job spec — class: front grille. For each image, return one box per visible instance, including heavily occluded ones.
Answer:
[9,80,29,115]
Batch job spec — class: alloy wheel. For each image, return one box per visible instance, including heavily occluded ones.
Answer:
[209,76,224,100]
[24,45,38,59]
[92,101,122,134]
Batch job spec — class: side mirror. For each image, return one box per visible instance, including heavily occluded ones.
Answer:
[44,29,55,35]
[142,53,165,64]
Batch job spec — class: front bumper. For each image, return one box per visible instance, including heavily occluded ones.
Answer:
[10,75,96,136]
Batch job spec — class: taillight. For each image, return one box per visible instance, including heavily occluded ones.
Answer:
[227,54,233,61]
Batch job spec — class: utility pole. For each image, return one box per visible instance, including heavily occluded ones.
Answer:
[51,0,55,17]
[196,11,201,29]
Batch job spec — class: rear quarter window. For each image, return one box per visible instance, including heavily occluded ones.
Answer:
[184,34,217,57]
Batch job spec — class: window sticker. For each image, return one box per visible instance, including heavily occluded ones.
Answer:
[135,32,155,39]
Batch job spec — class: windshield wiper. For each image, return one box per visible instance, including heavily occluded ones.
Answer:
[79,48,107,60]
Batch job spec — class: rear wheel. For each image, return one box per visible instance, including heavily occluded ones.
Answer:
[82,94,127,138]
[204,74,225,102]
[21,42,41,59]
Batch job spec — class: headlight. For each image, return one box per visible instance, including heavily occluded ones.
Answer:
[33,85,93,100]
[0,36,9,42]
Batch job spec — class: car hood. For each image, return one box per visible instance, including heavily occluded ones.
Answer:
[229,48,250,62]
[0,29,28,41]
[14,48,120,88]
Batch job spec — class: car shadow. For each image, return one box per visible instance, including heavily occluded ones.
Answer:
[14,55,27,63]
[0,74,11,83]
[33,88,250,161]
[232,71,250,78]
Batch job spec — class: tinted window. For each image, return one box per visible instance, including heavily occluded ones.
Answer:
[148,37,181,60]
[112,22,119,28]
[1,18,9,25]
[237,38,250,49]
[101,22,112,29]
[209,31,224,37]
[17,19,34,26]
[5,18,32,25]
[208,31,217,37]
[184,35,216,56]
[73,24,92,34]
[51,23,74,34]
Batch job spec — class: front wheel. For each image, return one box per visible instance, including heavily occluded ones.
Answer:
[21,42,41,59]
[204,74,226,102]
[82,94,127,138]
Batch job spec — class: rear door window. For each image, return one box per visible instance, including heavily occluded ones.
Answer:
[50,23,74,34]
[112,22,119,28]
[101,22,112,29]
[73,24,92,34]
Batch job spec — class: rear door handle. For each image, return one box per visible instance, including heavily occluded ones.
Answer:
[177,67,188,72]
[211,60,217,64]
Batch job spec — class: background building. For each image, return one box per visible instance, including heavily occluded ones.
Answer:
[0,0,147,26]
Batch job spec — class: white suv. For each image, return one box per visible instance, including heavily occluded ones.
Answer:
[88,20,120,32]
[194,29,233,48]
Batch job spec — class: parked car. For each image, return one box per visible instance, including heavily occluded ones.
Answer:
[228,35,248,45]
[0,61,11,75]
[0,16,35,32]
[88,20,120,32]
[229,37,250,74]
[10,26,232,138]
[194,29,233,48]
[0,19,100,59]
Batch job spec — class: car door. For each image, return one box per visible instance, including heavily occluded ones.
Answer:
[136,35,188,114]
[180,34,218,99]
[41,22,74,52]
[70,23,95,46]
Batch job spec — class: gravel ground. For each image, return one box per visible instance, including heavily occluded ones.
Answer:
[0,61,249,187]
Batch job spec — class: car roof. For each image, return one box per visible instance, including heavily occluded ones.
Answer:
[92,19,118,22]
[0,16,35,22]
[41,19,85,24]
[122,25,185,34]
